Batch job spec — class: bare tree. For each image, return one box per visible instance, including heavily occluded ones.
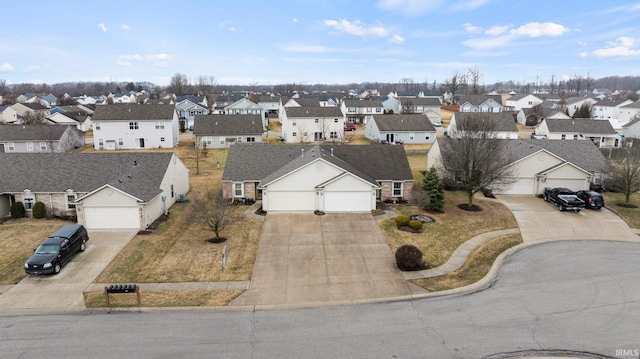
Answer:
[549,72,556,95]
[401,99,415,113]
[22,110,46,125]
[467,66,484,95]
[189,186,232,242]
[608,139,640,206]
[440,69,466,104]
[169,73,190,96]
[437,114,518,209]
[196,75,217,95]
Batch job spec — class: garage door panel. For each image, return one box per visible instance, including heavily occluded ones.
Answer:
[324,192,371,212]
[500,178,535,195]
[84,206,139,229]
[543,179,587,192]
[266,191,316,211]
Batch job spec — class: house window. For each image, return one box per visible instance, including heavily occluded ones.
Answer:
[334,118,339,123]
[573,134,578,140]
[7,142,15,152]
[171,184,174,198]
[409,133,415,140]
[155,122,165,129]
[160,137,166,142]
[330,132,337,139]
[40,142,47,151]
[392,182,403,197]
[348,108,355,113]
[593,172,603,185]
[135,138,145,148]
[292,120,297,126]
[94,122,100,130]
[315,119,319,123]
[303,132,308,137]
[233,182,243,197]
[118,138,124,146]
[237,137,242,143]
[98,138,104,148]
[23,192,35,210]
[202,136,213,145]
[376,108,381,113]
[26,142,33,152]
[220,138,225,145]
[246,137,256,142]
[292,132,297,137]
[129,122,139,130]
[67,193,76,209]
[561,134,566,140]
[367,107,372,113]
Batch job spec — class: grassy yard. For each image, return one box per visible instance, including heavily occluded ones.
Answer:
[602,191,640,229]
[84,289,244,308]
[0,218,74,284]
[379,191,519,268]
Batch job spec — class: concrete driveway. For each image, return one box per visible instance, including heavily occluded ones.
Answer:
[497,195,639,243]
[0,230,137,313]
[231,213,426,308]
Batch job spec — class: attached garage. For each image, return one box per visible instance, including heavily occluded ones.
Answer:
[500,177,536,195]
[324,191,372,212]
[264,191,316,212]
[83,206,140,229]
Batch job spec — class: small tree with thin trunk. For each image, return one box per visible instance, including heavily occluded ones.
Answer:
[437,114,518,209]
[608,139,640,207]
[189,187,232,242]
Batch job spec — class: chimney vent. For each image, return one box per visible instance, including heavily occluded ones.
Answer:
[133,160,137,167]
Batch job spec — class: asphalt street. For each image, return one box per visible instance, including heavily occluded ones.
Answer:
[2,240,638,358]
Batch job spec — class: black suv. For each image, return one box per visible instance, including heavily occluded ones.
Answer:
[575,190,605,210]
[25,224,89,275]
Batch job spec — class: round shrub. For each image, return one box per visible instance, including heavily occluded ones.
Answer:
[408,220,423,231]
[395,215,410,227]
[10,202,25,219]
[395,244,426,271]
[32,201,47,219]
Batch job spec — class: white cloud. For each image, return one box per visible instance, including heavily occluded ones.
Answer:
[462,35,512,50]
[146,54,174,61]
[449,0,491,11]
[24,65,41,72]
[229,27,238,32]
[376,0,443,15]
[121,24,130,30]
[292,18,298,23]
[119,54,143,61]
[324,19,388,38]
[98,23,108,32]
[580,52,589,58]
[389,34,405,44]
[485,25,509,36]
[509,22,568,37]
[463,23,481,33]
[592,36,640,57]
[0,62,15,72]
[281,44,330,53]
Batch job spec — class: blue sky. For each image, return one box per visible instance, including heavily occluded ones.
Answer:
[1,0,640,87]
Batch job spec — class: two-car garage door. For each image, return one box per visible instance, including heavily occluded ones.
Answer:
[324,191,372,212]
[83,206,140,229]
[264,190,373,212]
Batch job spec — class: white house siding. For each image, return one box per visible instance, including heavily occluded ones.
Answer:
[282,118,345,143]
[94,118,177,150]
[321,175,375,212]
[618,104,640,124]
[540,164,590,192]
[505,95,542,111]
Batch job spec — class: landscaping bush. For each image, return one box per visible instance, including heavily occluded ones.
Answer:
[10,202,25,219]
[395,215,410,227]
[395,244,427,271]
[32,201,47,219]
[408,219,423,231]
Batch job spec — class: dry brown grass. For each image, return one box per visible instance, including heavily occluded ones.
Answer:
[602,191,640,229]
[406,154,428,182]
[84,289,243,307]
[379,191,518,268]
[0,218,73,284]
[411,234,523,291]
[268,118,282,132]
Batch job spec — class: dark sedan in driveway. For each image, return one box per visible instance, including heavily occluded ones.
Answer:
[575,190,605,209]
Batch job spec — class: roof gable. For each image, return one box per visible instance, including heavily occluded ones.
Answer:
[372,114,436,132]
[284,106,344,118]
[0,124,68,141]
[543,119,616,134]
[93,104,175,121]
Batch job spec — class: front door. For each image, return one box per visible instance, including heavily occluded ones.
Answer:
[385,133,395,143]
[0,143,4,153]
[314,132,323,142]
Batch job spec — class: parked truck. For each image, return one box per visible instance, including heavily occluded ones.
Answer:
[543,187,585,212]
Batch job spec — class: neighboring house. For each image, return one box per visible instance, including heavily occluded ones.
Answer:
[449,112,519,139]
[0,152,189,230]
[427,138,611,195]
[109,93,136,103]
[398,97,441,114]
[504,94,543,111]
[458,95,503,113]
[224,98,267,127]
[280,107,345,143]
[10,102,50,122]
[213,93,247,114]
[194,114,264,148]
[621,117,640,140]
[0,124,84,153]
[593,98,633,120]
[257,95,285,117]
[340,99,384,124]
[298,93,340,107]
[365,114,436,144]
[381,96,400,114]
[618,101,640,124]
[175,98,209,130]
[283,98,321,108]
[25,93,57,108]
[46,107,93,132]
[222,144,414,212]
[92,104,179,150]
[0,105,18,124]
[175,95,208,108]
[562,96,598,117]
[534,118,620,147]
[516,107,570,126]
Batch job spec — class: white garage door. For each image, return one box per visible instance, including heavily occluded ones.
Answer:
[84,206,140,229]
[324,191,372,212]
[266,191,316,211]
[543,178,588,192]
[499,178,535,195]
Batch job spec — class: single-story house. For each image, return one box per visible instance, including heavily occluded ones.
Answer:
[427,138,611,195]
[0,152,189,230]
[516,106,571,126]
[449,112,519,139]
[222,144,414,212]
[534,118,620,148]
[0,124,84,153]
[365,114,436,144]
[193,114,264,148]
[621,117,640,141]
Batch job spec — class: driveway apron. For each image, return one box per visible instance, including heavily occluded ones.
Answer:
[231,213,425,308]
[0,230,138,313]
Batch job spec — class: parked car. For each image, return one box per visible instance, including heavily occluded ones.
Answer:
[344,124,357,132]
[24,224,89,275]
[432,119,443,126]
[543,187,584,212]
[575,190,604,209]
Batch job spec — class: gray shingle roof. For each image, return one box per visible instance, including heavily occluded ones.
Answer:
[543,119,616,134]
[93,104,175,121]
[400,97,441,106]
[342,99,384,108]
[622,117,640,128]
[193,114,263,136]
[289,98,321,107]
[0,124,69,141]
[594,98,628,107]
[372,114,436,132]
[458,95,503,106]
[563,96,595,105]
[454,112,518,132]
[0,152,175,202]
[284,107,344,118]
[223,144,413,183]
[620,101,640,109]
